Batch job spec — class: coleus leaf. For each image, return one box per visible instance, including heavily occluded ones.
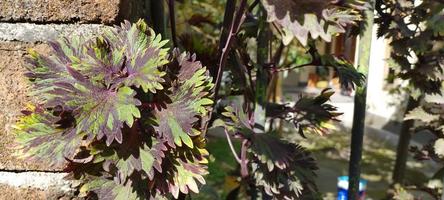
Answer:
[168,160,208,199]
[93,131,167,182]
[14,107,91,168]
[25,20,173,145]
[291,89,341,132]
[250,133,299,171]
[268,88,341,136]
[48,81,141,145]
[249,133,318,199]
[292,45,365,89]
[425,91,444,104]
[405,107,440,124]
[80,175,166,200]
[434,138,444,159]
[25,37,86,96]
[262,0,365,45]
[106,20,170,93]
[153,51,214,148]
[405,93,444,163]
[212,105,254,135]
[76,36,127,86]
[400,58,444,95]
[320,54,366,89]
[145,136,209,198]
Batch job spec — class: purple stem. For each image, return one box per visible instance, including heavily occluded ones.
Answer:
[214,0,248,97]
[240,139,249,178]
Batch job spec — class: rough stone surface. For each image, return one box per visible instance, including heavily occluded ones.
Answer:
[0,184,78,200]
[0,23,108,42]
[0,0,150,24]
[0,172,72,192]
[0,41,64,171]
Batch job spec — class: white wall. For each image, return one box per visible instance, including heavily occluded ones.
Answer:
[363,24,405,126]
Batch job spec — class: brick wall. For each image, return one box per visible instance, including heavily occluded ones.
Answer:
[0,1,151,199]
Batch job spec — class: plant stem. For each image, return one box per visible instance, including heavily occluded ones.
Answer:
[167,0,178,47]
[347,1,375,199]
[271,62,313,72]
[214,0,247,97]
[224,129,242,164]
[240,139,249,178]
[248,0,260,12]
[202,0,247,134]
[150,0,168,43]
[254,6,270,133]
[218,0,237,55]
[392,97,420,184]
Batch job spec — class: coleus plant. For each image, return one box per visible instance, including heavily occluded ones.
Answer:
[212,89,339,198]
[15,20,213,199]
[14,0,367,199]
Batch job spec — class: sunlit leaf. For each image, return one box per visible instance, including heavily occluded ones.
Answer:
[108,20,170,93]
[434,139,444,159]
[250,133,318,199]
[268,88,341,136]
[262,0,365,45]
[14,111,90,168]
[153,51,214,148]
[405,107,440,124]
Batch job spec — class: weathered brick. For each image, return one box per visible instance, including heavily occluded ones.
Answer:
[0,41,63,171]
[0,0,150,24]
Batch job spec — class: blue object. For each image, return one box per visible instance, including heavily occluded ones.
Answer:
[337,176,367,200]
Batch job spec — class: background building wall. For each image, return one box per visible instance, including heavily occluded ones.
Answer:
[365,24,406,129]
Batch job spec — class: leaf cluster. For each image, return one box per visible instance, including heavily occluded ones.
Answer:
[376,0,444,95]
[15,20,214,199]
[375,0,444,198]
[262,0,367,46]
